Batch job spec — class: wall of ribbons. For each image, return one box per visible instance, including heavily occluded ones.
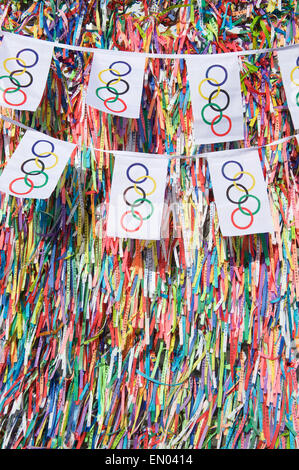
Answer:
[0,0,298,451]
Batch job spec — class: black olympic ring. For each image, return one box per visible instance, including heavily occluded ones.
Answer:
[32,139,55,158]
[106,78,129,96]
[123,186,146,206]
[9,70,33,88]
[206,64,228,87]
[109,61,132,77]
[21,158,45,175]
[16,48,39,68]
[208,89,230,112]
[226,183,249,204]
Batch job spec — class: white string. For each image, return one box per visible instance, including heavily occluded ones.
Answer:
[1,113,298,160]
[1,30,299,58]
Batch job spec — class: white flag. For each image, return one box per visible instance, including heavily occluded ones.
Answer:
[187,54,244,144]
[278,46,299,129]
[207,149,274,236]
[0,130,76,199]
[106,154,168,240]
[86,52,146,119]
[0,32,53,111]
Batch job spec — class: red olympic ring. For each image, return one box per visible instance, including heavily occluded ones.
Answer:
[231,206,254,230]
[210,114,232,136]
[9,177,34,195]
[104,96,127,113]
[120,210,143,232]
[3,87,27,106]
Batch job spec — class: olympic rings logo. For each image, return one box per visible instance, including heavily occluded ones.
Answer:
[0,48,39,106]
[221,160,261,230]
[96,60,131,114]
[120,163,157,232]
[198,64,232,137]
[290,56,299,107]
[9,139,58,196]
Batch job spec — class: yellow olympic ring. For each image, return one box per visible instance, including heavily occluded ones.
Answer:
[198,77,221,100]
[35,151,59,170]
[98,68,121,85]
[290,66,299,86]
[134,175,157,196]
[232,171,256,192]
[3,57,27,76]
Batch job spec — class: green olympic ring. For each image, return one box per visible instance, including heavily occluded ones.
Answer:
[96,86,119,103]
[24,170,49,189]
[238,194,261,216]
[131,198,154,221]
[201,102,223,126]
[0,74,21,93]
[296,91,299,107]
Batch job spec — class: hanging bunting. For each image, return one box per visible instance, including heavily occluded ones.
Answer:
[106,155,168,240]
[0,130,76,199]
[207,149,274,236]
[0,32,54,111]
[187,54,244,144]
[86,52,146,119]
[278,46,299,130]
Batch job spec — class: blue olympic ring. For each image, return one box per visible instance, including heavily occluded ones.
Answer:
[109,61,132,77]
[32,139,55,158]
[221,160,244,181]
[126,163,149,184]
[205,64,228,87]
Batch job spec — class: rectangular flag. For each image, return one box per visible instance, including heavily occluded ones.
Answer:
[106,154,168,240]
[86,52,146,119]
[277,47,299,129]
[187,54,244,144]
[0,130,76,199]
[0,32,54,111]
[207,149,274,236]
